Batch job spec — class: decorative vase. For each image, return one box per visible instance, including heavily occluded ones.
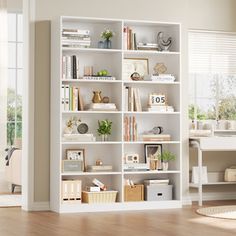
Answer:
[92,91,102,103]
[162,162,169,171]
[104,39,112,49]
[64,126,73,134]
[101,134,108,141]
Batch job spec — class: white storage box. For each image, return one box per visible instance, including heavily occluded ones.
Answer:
[224,166,236,182]
[191,166,208,184]
[144,185,173,201]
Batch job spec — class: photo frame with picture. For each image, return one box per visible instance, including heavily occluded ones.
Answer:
[144,144,162,170]
[66,149,85,171]
[123,58,149,81]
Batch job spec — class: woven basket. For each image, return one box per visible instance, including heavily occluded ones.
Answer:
[82,191,117,203]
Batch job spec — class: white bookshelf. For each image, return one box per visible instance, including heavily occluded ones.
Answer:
[51,16,182,213]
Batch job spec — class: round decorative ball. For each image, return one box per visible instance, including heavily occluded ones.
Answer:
[102,96,110,103]
[77,123,89,134]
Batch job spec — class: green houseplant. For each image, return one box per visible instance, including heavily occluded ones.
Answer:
[100,29,115,49]
[97,119,112,141]
[160,150,176,171]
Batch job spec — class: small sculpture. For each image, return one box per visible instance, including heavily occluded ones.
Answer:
[153,63,167,75]
[157,32,172,51]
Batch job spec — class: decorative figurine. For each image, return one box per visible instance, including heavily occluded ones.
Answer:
[157,32,172,51]
[92,91,102,103]
[153,63,167,75]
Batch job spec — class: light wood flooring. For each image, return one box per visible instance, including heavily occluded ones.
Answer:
[0,201,236,236]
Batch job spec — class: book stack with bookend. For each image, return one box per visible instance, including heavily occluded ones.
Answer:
[61,85,84,111]
[123,26,137,50]
[124,116,138,141]
[62,55,79,79]
[62,28,91,48]
[124,87,142,112]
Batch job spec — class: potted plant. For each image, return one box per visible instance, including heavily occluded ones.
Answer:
[97,119,112,141]
[160,150,176,171]
[101,29,115,49]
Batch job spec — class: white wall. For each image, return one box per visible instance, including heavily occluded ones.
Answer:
[33,0,236,202]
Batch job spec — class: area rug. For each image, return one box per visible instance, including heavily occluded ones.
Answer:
[196,205,236,220]
[0,194,21,207]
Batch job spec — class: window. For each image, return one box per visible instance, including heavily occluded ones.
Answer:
[188,31,236,121]
[7,13,23,145]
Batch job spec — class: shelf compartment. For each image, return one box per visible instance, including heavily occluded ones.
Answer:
[61,143,122,172]
[62,18,122,49]
[62,52,122,82]
[123,83,180,112]
[62,112,122,142]
[123,114,180,141]
[62,174,123,202]
[123,173,181,201]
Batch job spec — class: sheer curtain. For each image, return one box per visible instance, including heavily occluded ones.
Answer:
[0,0,7,171]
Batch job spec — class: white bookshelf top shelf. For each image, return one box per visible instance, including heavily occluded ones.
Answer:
[189,182,236,188]
[124,170,180,175]
[61,141,122,145]
[61,172,122,176]
[61,79,122,83]
[62,47,122,53]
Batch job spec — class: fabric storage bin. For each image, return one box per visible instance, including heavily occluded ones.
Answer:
[82,191,117,203]
[145,185,173,201]
[124,184,144,201]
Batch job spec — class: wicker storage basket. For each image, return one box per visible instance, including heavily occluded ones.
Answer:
[82,191,117,203]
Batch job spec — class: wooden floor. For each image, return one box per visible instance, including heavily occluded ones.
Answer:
[0,201,236,236]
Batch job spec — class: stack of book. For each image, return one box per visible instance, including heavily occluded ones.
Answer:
[62,55,79,79]
[144,179,169,186]
[61,85,84,111]
[86,103,117,111]
[86,165,113,172]
[63,133,96,142]
[144,74,176,82]
[137,43,158,51]
[146,105,174,113]
[81,76,116,81]
[141,134,171,141]
[62,28,91,48]
[123,26,137,50]
[124,87,142,112]
[124,116,138,141]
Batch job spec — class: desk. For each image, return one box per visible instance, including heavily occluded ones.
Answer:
[189,136,236,206]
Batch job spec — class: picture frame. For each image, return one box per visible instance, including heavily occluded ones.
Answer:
[144,144,162,170]
[123,58,149,81]
[66,149,85,171]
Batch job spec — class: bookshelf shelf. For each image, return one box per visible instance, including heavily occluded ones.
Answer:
[124,170,181,175]
[61,172,122,176]
[51,16,182,213]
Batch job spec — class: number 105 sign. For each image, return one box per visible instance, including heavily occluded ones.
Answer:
[149,93,166,106]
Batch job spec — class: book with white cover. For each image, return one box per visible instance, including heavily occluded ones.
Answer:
[144,179,169,185]
[63,133,96,142]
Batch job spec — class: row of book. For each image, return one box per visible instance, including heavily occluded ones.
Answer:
[61,85,84,111]
[62,28,91,48]
[124,116,138,141]
[123,27,137,50]
[62,55,79,79]
[124,87,142,112]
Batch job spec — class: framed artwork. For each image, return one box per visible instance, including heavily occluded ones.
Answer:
[144,144,162,170]
[123,58,149,81]
[65,149,85,172]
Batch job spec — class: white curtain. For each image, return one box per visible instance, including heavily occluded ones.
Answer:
[0,0,7,171]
